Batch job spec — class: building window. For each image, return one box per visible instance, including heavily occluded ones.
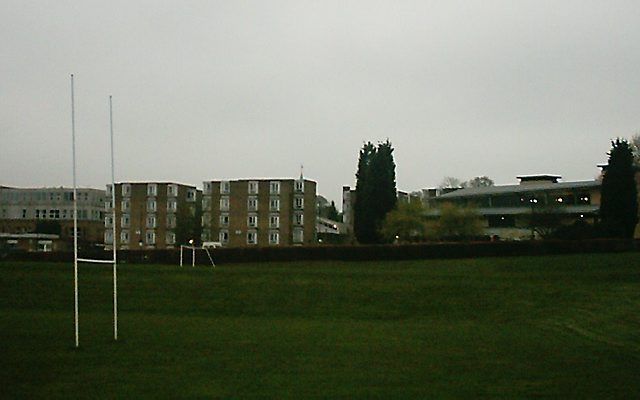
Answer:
[248,197,258,211]
[146,215,156,228]
[147,183,158,196]
[219,230,229,244]
[165,214,175,228]
[121,200,130,212]
[106,184,113,196]
[166,232,176,245]
[220,181,230,194]
[269,231,279,245]
[248,181,259,194]
[294,196,304,209]
[105,216,113,228]
[121,230,129,243]
[22,209,27,218]
[294,212,304,226]
[167,184,178,197]
[247,230,257,245]
[203,182,212,195]
[293,228,304,243]
[187,189,197,202]
[220,196,230,211]
[295,179,304,193]
[122,184,131,197]
[202,197,211,211]
[269,214,280,228]
[487,215,515,228]
[49,209,60,219]
[270,181,280,194]
[146,231,155,245]
[105,230,113,244]
[219,214,229,227]
[105,200,113,210]
[167,199,177,212]
[121,214,130,228]
[269,197,280,211]
[202,213,211,227]
[147,199,156,212]
[247,214,258,228]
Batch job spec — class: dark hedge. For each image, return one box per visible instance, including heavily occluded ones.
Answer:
[3,239,639,265]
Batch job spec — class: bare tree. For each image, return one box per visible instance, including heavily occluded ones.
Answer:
[631,133,640,166]
[466,176,494,188]
[439,176,464,189]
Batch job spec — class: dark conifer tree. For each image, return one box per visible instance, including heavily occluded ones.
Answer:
[370,140,397,242]
[354,142,376,243]
[600,138,638,238]
[354,140,397,244]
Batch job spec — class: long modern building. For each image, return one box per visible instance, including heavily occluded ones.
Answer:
[0,186,106,248]
[106,182,200,250]
[432,175,601,239]
[201,178,317,246]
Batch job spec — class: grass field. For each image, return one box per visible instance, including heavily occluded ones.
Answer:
[1,253,639,398]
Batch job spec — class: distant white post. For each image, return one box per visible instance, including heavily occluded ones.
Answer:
[71,74,79,348]
[109,95,118,341]
[71,75,119,347]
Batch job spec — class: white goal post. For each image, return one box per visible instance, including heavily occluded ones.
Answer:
[179,240,216,268]
[71,74,118,348]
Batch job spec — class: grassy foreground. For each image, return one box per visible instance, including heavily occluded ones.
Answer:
[1,254,639,398]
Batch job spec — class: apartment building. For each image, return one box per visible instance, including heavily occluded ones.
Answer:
[201,178,317,246]
[0,186,106,247]
[106,182,200,250]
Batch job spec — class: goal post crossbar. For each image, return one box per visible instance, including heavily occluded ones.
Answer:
[77,258,117,264]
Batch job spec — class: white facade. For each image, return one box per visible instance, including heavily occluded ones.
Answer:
[0,187,106,222]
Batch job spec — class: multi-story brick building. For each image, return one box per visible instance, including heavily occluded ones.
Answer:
[201,178,317,246]
[106,182,200,250]
[0,186,106,248]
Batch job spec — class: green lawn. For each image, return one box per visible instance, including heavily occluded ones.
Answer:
[1,253,639,398]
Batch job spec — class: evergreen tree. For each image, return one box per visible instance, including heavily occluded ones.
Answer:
[600,139,638,238]
[371,139,397,240]
[354,142,376,243]
[354,140,397,244]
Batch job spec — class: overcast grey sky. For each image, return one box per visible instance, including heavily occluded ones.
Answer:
[2,1,639,204]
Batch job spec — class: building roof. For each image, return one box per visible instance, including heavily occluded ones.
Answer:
[0,233,60,239]
[437,180,600,199]
[203,178,316,183]
[0,186,105,192]
[114,181,197,187]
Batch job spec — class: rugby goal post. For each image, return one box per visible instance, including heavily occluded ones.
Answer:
[70,75,118,348]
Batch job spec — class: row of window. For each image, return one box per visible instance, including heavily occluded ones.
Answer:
[114,184,196,200]
[108,191,305,214]
[210,196,304,212]
[0,191,93,203]
[215,228,304,245]
[105,213,177,229]
[107,199,180,213]
[105,230,174,245]
[32,208,98,220]
[202,212,304,228]
[203,180,305,195]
